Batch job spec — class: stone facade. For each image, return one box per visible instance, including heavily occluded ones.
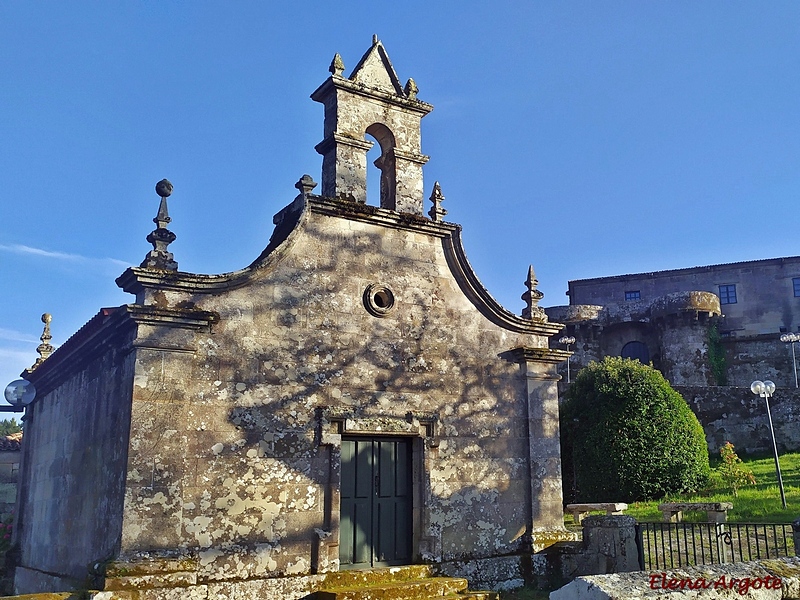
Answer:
[13,40,570,596]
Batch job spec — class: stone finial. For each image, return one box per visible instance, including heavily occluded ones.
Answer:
[329,53,345,77]
[295,174,318,197]
[521,265,546,321]
[404,78,418,100]
[141,179,178,271]
[428,181,447,222]
[372,34,379,45]
[30,313,54,370]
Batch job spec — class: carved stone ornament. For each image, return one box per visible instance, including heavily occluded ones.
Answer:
[428,181,447,222]
[329,53,345,77]
[521,265,547,322]
[141,179,178,271]
[30,313,54,370]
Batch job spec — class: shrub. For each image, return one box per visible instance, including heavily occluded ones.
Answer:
[716,441,756,496]
[561,357,710,502]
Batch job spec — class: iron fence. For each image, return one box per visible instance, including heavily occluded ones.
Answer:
[637,522,795,570]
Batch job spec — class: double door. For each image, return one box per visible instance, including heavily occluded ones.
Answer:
[339,437,412,568]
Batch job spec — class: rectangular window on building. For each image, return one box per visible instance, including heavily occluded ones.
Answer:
[719,284,737,305]
[625,290,640,301]
[793,278,800,297]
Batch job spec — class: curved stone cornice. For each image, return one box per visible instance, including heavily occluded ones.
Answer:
[116,198,311,297]
[117,194,563,337]
[442,228,564,336]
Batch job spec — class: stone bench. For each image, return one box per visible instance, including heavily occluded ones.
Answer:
[658,502,733,523]
[566,503,628,524]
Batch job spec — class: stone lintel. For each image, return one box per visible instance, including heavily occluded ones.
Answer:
[317,406,437,443]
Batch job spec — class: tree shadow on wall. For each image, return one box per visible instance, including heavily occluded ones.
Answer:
[130,219,561,591]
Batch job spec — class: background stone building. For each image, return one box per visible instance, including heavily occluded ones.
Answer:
[14,40,571,597]
[546,257,800,455]
[548,256,800,387]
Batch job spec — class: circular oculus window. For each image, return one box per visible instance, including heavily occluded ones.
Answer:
[364,284,395,317]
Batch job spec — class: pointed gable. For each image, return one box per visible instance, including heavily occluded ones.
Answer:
[349,38,404,96]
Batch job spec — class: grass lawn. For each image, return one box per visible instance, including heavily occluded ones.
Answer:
[592,451,800,524]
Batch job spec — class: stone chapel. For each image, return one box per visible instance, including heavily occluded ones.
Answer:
[14,39,571,597]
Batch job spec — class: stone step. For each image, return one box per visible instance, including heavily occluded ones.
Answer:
[316,576,469,600]
[320,565,433,589]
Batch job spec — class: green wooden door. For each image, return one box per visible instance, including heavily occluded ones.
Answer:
[340,437,412,568]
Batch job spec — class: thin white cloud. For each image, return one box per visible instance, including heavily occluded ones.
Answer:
[0,347,35,387]
[0,348,34,361]
[0,328,38,344]
[0,243,129,268]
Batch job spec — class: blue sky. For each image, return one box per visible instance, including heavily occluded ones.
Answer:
[2,2,799,393]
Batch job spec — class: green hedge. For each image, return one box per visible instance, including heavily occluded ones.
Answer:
[561,357,710,502]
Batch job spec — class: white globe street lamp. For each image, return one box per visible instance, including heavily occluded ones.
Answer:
[750,380,787,509]
[780,333,800,388]
[3,379,36,413]
[559,336,576,383]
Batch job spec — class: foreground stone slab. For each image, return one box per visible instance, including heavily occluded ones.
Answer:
[550,556,800,599]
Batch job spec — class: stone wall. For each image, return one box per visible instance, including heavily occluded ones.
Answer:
[678,385,800,455]
[15,312,135,592]
[724,334,797,388]
[16,196,568,595]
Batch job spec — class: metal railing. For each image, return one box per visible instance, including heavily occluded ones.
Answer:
[637,522,795,570]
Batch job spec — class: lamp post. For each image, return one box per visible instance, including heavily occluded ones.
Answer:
[750,380,787,509]
[2,379,36,413]
[559,336,576,383]
[780,333,800,388]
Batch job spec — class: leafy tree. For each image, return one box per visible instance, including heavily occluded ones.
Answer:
[0,419,21,436]
[561,357,710,502]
